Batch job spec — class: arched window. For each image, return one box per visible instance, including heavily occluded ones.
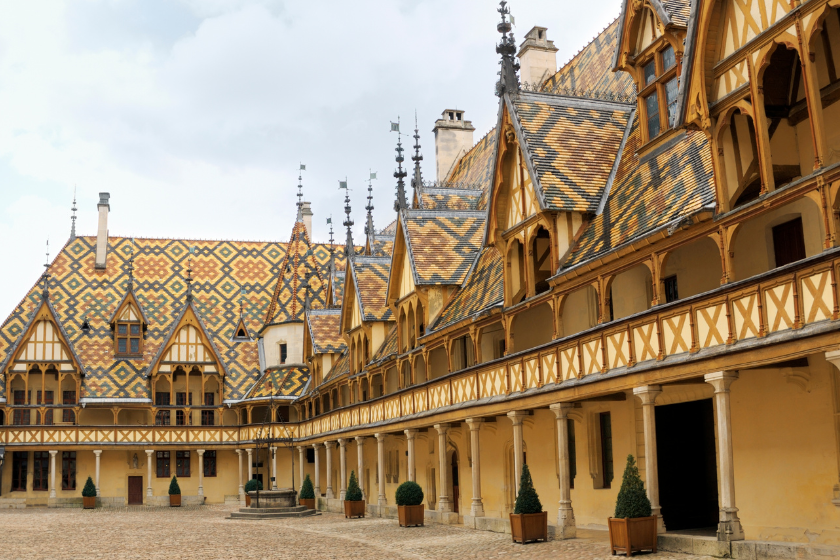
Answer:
[508,239,526,305]
[531,227,552,295]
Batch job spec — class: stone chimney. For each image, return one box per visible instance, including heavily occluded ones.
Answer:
[301,201,313,241]
[517,27,558,86]
[433,110,475,183]
[95,193,110,269]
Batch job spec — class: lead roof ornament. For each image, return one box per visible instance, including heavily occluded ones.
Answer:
[340,180,354,260]
[364,172,376,255]
[495,0,520,97]
[411,112,423,208]
[391,119,408,212]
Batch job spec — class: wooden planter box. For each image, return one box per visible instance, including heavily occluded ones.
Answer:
[344,500,365,518]
[83,496,96,509]
[398,504,424,527]
[169,494,181,507]
[608,516,657,557]
[245,494,251,507]
[510,511,548,544]
[300,498,316,510]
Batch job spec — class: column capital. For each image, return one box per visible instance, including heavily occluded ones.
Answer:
[325,441,336,449]
[433,423,451,434]
[235,449,242,456]
[93,450,103,457]
[311,442,320,449]
[632,385,663,405]
[825,349,840,371]
[270,446,277,452]
[355,436,367,444]
[404,428,418,439]
[704,371,739,393]
[49,450,58,457]
[196,449,205,456]
[337,438,348,447]
[374,433,387,442]
[145,449,154,457]
[465,418,484,430]
[506,410,528,425]
[246,448,253,455]
[549,403,575,419]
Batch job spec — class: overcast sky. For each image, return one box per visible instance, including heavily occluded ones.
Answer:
[0,0,620,320]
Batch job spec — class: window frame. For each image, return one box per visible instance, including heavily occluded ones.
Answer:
[599,412,614,489]
[156,451,171,478]
[176,450,191,477]
[11,452,27,491]
[114,320,143,357]
[204,450,217,477]
[33,451,49,491]
[62,451,77,490]
[638,42,680,143]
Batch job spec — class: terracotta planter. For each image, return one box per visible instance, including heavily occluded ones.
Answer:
[510,511,548,544]
[344,499,365,518]
[398,504,424,527]
[300,498,316,510]
[608,516,658,557]
[83,496,96,509]
[245,494,251,507]
[169,494,181,507]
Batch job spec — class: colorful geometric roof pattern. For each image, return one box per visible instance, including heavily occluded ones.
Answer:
[379,220,398,236]
[445,128,497,210]
[372,235,394,258]
[244,365,310,400]
[564,118,715,268]
[419,189,482,211]
[0,234,343,401]
[660,0,691,26]
[323,349,349,384]
[509,92,632,213]
[431,247,504,333]
[402,210,485,285]
[541,17,635,98]
[349,256,394,321]
[327,269,345,308]
[265,221,327,326]
[306,309,345,354]
[371,324,398,363]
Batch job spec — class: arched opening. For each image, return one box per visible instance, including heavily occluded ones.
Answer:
[427,347,448,380]
[360,378,370,401]
[560,285,598,337]
[511,303,553,352]
[156,410,171,426]
[401,360,412,388]
[385,366,398,394]
[350,339,357,374]
[661,237,723,302]
[241,409,249,425]
[407,305,416,350]
[340,384,350,407]
[399,308,408,352]
[718,109,762,208]
[608,264,652,321]
[59,375,77,424]
[531,226,552,295]
[416,301,425,338]
[450,335,475,371]
[810,6,840,165]
[414,355,427,384]
[507,239,526,305]
[9,372,29,425]
[760,44,813,189]
[477,322,506,363]
[370,373,383,398]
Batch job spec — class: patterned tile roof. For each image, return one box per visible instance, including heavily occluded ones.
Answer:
[0,234,344,401]
[402,210,485,285]
[379,220,398,236]
[372,235,394,258]
[371,324,398,363]
[419,189,482,211]
[564,118,716,268]
[327,269,345,308]
[541,17,635,98]
[323,349,349,383]
[660,0,691,26]
[431,247,504,332]
[509,92,632,213]
[445,128,497,210]
[244,365,310,400]
[349,256,393,321]
[306,309,345,354]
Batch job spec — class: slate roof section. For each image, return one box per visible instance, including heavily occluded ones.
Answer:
[328,269,345,308]
[379,220,398,236]
[371,324,398,364]
[402,210,485,285]
[306,309,345,354]
[349,256,394,321]
[419,189,482,211]
[245,365,310,400]
[661,0,691,26]
[445,128,497,210]
[564,117,716,269]
[431,247,504,333]
[509,92,633,213]
[0,235,343,401]
[372,235,394,258]
[323,349,349,384]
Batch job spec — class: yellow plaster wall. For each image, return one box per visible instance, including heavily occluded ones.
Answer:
[662,237,722,300]
[562,286,598,337]
[511,303,553,352]
[611,266,652,320]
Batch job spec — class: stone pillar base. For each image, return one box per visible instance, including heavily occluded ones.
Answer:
[470,500,485,518]
[437,498,452,512]
[557,504,576,539]
[717,510,745,542]
[652,506,666,534]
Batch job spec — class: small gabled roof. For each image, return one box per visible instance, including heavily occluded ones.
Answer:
[444,128,497,211]
[612,0,692,72]
[322,349,349,384]
[347,256,393,322]
[370,324,398,364]
[430,247,504,333]
[327,268,346,308]
[418,188,482,211]
[244,364,310,400]
[372,235,395,258]
[107,286,149,325]
[306,309,345,354]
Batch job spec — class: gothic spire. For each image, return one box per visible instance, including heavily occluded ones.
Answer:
[126,238,135,290]
[411,112,423,207]
[391,119,408,212]
[70,186,78,241]
[365,172,376,256]
[340,180,354,260]
[495,1,520,97]
[296,164,305,222]
[185,246,195,303]
[41,238,51,297]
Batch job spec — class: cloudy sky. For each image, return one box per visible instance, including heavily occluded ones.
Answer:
[0,0,620,319]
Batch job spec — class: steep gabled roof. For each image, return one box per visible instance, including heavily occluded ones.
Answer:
[370,324,398,364]
[327,268,346,308]
[418,188,482,211]
[372,235,395,258]
[107,286,149,325]
[430,247,504,333]
[323,349,349,384]
[306,309,345,354]
[348,256,393,322]
[401,210,485,285]
[244,365,310,401]
[444,128,497,210]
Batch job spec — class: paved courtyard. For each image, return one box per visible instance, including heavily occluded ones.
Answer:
[0,504,715,560]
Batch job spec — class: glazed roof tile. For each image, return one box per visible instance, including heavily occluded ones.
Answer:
[419,189,482,211]
[306,309,345,354]
[323,349,349,383]
[402,210,485,286]
[445,128,497,210]
[328,269,345,308]
[245,365,310,400]
[371,324,398,363]
[431,247,504,332]
[349,256,393,321]
[372,235,394,258]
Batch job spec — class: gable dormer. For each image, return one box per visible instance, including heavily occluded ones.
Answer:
[109,290,148,357]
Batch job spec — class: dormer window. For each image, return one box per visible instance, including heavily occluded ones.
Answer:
[114,303,143,356]
[639,44,679,142]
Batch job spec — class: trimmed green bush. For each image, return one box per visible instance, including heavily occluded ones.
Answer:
[299,474,315,500]
[513,464,542,515]
[168,476,181,496]
[345,470,363,502]
[395,481,424,506]
[614,455,652,519]
[244,478,263,493]
[81,476,97,498]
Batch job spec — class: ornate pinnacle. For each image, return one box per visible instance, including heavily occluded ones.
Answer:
[296,164,305,222]
[495,0,520,97]
[340,180,354,259]
[365,172,376,255]
[392,118,408,212]
[185,246,195,302]
[411,112,423,208]
[70,186,78,241]
[126,238,135,289]
[41,238,51,297]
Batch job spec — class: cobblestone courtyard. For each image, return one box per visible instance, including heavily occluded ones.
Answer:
[0,504,717,560]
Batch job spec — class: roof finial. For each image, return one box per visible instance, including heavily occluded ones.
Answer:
[495,0,520,97]
[70,186,78,241]
[391,118,408,211]
[340,180,354,259]
[239,286,246,318]
[296,163,306,221]
[185,246,195,302]
[126,238,135,289]
[302,273,311,313]
[41,238,51,297]
[411,111,423,207]
[365,171,376,255]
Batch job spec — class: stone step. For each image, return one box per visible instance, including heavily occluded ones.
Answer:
[237,506,308,514]
[227,509,319,520]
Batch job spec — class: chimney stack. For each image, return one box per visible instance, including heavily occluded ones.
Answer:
[301,201,313,241]
[95,193,110,269]
[517,27,558,87]
[433,110,475,183]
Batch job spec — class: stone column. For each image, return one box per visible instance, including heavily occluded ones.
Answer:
[298,446,305,492]
[465,419,484,517]
[434,423,452,512]
[550,403,576,539]
[49,450,58,499]
[633,386,666,534]
[235,450,244,499]
[404,429,417,482]
[338,438,348,500]
[507,411,527,490]
[325,442,335,499]
[270,447,277,490]
[705,371,745,541]
[355,436,366,501]
[93,450,102,497]
[197,450,205,498]
[246,448,253,482]
[375,433,387,506]
[145,450,153,497]
[312,443,321,497]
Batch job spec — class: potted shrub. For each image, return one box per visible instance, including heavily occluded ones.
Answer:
[82,476,97,509]
[169,476,181,507]
[343,470,365,518]
[244,478,262,507]
[395,480,424,527]
[608,455,657,557]
[299,474,316,510]
[510,464,548,544]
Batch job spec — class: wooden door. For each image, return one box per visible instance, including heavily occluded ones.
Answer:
[128,476,143,505]
[451,453,459,514]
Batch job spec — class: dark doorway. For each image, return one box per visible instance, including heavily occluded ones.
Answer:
[451,452,459,514]
[128,476,143,505]
[655,399,719,531]
[772,217,806,268]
